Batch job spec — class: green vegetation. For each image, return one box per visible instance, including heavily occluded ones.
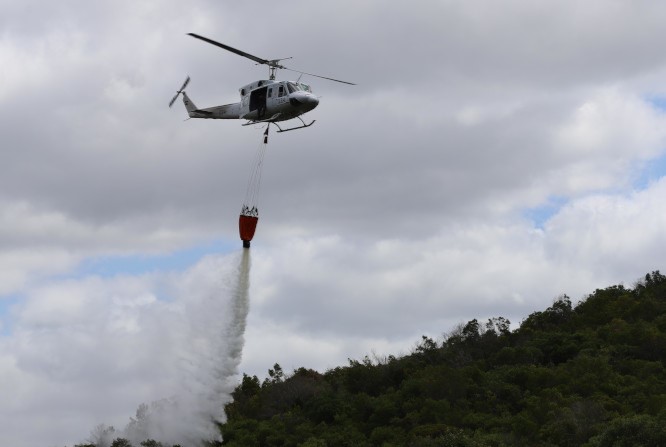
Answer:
[220,271,666,446]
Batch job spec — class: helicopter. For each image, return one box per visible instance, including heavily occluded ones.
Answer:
[169,33,355,132]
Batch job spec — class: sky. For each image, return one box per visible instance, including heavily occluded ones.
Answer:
[2,0,666,445]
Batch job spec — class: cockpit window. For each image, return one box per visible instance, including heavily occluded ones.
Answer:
[286,82,313,93]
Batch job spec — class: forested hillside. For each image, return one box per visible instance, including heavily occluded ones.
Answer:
[220,271,666,447]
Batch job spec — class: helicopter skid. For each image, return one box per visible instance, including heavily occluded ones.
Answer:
[242,114,315,132]
[273,117,316,133]
[242,113,281,126]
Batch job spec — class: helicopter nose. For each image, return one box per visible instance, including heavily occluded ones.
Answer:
[289,92,319,110]
[306,93,319,104]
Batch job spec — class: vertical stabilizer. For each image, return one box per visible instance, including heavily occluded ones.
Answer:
[182,92,198,114]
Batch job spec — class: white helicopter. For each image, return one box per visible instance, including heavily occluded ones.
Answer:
[169,33,355,132]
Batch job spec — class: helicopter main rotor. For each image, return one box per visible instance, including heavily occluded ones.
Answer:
[187,33,355,85]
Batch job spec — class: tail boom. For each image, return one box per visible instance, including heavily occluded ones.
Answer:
[182,92,240,119]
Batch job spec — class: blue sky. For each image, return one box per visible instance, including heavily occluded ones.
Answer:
[0,296,19,336]
[636,153,666,187]
[524,196,569,229]
[649,95,666,111]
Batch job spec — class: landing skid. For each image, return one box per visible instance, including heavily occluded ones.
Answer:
[272,116,316,133]
[243,115,315,132]
[242,113,281,126]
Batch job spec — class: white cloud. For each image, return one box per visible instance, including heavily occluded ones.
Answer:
[545,177,666,276]
[0,249,78,296]
[555,88,666,163]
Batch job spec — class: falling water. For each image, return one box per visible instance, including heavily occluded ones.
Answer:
[112,250,252,447]
[208,249,251,428]
[180,249,251,445]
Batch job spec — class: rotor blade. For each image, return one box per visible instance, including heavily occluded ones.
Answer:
[169,76,190,108]
[284,68,356,85]
[188,33,268,65]
[180,75,190,91]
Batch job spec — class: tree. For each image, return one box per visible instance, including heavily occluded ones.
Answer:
[265,363,284,385]
[110,439,132,447]
[140,440,163,447]
[485,317,511,336]
[588,415,666,447]
[461,319,480,342]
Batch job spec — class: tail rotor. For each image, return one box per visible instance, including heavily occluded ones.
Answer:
[169,76,191,108]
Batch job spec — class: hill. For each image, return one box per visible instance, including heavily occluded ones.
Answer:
[220,271,666,446]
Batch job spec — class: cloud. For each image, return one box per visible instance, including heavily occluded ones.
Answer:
[544,177,666,276]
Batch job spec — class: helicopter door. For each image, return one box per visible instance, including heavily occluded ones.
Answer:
[249,86,268,119]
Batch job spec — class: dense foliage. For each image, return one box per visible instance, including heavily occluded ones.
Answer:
[220,271,666,446]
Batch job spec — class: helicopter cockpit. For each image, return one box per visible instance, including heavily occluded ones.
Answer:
[286,82,312,93]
